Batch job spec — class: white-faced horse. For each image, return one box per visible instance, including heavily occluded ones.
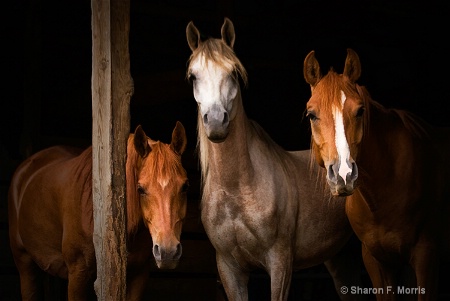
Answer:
[186,18,363,301]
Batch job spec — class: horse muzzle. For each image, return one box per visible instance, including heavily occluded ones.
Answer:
[326,160,358,196]
[153,241,182,269]
[202,105,230,143]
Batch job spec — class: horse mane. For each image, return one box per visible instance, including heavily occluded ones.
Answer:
[197,111,209,189]
[355,82,430,140]
[147,141,184,188]
[125,136,142,237]
[186,37,248,86]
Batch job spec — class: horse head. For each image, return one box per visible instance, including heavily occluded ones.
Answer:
[303,49,365,196]
[128,122,188,269]
[186,18,247,143]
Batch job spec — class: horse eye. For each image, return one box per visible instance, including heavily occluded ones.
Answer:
[137,185,146,195]
[188,73,196,83]
[306,111,318,122]
[356,106,365,118]
[181,180,190,193]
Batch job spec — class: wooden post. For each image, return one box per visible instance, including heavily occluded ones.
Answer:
[91,0,133,299]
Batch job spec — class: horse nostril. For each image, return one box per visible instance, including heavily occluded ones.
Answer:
[203,114,208,125]
[328,164,337,184]
[222,112,229,126]
[174,243,182,260]
[153,244,161,259]
[351,161,358,181]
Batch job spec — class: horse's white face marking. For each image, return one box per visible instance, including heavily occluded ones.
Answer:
[332,91,353,184]
[158,177,170,190]
[190,53,238,118]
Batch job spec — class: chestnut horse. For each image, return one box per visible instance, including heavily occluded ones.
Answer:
[186,18,363,301]
[8,122,189,300]
[303,49,450,300]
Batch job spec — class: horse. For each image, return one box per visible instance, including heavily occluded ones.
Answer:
[8,122,189,300]
[186,18,365,301]
[303,48,450,300]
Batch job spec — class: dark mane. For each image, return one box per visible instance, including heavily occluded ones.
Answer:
[356,81,429,140]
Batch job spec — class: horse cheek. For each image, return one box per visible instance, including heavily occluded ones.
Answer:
[310,124,325,167]
[349,121,364,160]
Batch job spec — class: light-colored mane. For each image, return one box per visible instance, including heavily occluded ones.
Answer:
[196,112,210,186]
[187,38,248,85]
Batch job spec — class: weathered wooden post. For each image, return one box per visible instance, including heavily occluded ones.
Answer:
[91,0,133,299]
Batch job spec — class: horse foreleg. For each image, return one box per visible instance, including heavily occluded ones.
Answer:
[361,244,397,301]
[216,254,249,301]
[66,258,96,301]
[268,248,293,301]
[324,240,367,301]
[410,244,438,301]
[67,271,96,301]
[13,252,44,301]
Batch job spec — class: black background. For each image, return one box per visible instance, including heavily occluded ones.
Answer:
[1,0,450,299]
[2,0,450,160]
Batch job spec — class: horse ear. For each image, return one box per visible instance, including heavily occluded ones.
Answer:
[303,50,321,87]
[133,125,151,158]
[186,21,201,51]
[221,17,235,48]
[170,121,187,155]
[343,48,361,82]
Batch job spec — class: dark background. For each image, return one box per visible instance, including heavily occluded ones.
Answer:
[3,0,450,159]
[1,0,450,300]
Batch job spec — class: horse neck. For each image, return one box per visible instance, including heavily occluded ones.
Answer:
[199,92,255,189]
[361,98,419,169]
[355,100,403,211]
[359,102,386,166]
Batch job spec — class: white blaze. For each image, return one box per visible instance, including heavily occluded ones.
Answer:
[332,91,352,184]
[158,177,170,190]
[190,52,237,115]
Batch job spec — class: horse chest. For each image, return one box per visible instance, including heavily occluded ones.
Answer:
[201,190,277,253]
[348,191,420,260]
